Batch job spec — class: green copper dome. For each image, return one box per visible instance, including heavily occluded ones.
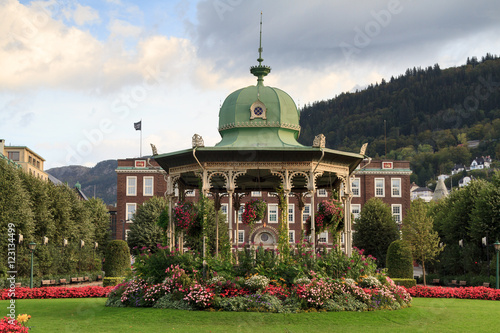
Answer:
[216,77,302,148]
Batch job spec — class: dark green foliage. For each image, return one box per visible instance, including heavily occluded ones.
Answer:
[353,198,400,267]
[386,240,414,279]
[127,196,167,255]
[391,279,417,288]
[299,56,500,186]
[103,240,130,277]
[103,277,125,287]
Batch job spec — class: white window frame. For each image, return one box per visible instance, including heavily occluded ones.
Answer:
[375,178,385,197]
[303,204,311,223]
[185,189,195,197]
[126,176,137,196]
[288,203,295,223]
[351,204,361,221]
[317,188,327,197]
[268,204,278,223]
[251,191,262,197]
[392,204,402,224]
[391,178,401,197]
[221,204,228,222]
[289,230,295,243]
[125,229,131,240]
[143,176,154,196]
[351,178,360,197]
[340,232,345,244]
[318,231,328,243]
[237,230,244,243]
[238,204,244,223]
[126,203,136,222]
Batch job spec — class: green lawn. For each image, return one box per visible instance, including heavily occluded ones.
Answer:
[2,297,499,332]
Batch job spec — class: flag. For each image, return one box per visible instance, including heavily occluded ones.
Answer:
[134,121,141,131]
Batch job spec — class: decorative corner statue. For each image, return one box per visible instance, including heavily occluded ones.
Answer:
[150,143,158,156]
[360,142,368,156]
[192,134,204,148]
[312,134,326,148]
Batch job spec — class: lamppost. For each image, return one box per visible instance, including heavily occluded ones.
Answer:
[28,242,36,289]
[494,240,500,289]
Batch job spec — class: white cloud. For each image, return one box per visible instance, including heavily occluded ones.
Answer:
[108,18,142,38]
[71,4,100,26]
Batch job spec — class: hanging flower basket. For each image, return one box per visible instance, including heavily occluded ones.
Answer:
[173,201,198,232]
[242,199,267,227]
[305,199,344,234]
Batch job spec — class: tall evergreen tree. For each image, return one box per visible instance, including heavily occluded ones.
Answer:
[352,198,400,267]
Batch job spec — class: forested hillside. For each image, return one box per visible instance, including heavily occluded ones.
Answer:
[47,159,117,205]
[299,54,500,185]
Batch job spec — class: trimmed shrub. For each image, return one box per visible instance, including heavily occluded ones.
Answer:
[392,278,417,288]
[103,277,125,287]
[386,240,413,279]
[103,240,131,277]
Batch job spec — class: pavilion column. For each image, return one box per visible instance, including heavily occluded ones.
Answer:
[212,191,222,258]
[341,175,353,257]
[308,171,317,254]
[227,189,234,247]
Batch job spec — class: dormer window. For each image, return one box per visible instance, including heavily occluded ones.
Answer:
[250,100,267,119]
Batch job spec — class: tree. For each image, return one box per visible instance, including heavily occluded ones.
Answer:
[84,197,111,256]
[402,199,443,286]
[386,240,414,279]
[353,198,400,267]
[127,196,167,255]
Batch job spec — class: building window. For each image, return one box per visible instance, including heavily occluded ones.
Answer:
[126,177,137,196]
[126,203,136,222]
[28,156,32,164]
[351,178,360,197]
[125,229,131,240]
[8,151,19,161]
[351,204,361,221]
[391,178,401,197]
[268,204,278,223]
[317,188,327,197]
[221,203,228,217]
[303,204,311,222]
[251,191,261,197]
[392,204,402,223]
[143,176,154,196]
[288,204,295,223]
[375,178,385,197]
[340,232,345,244]
[318,231,328,243]
[237,230,244,243]
[289,230,295,243]
[238,204,244,223]
[185,190,195,197]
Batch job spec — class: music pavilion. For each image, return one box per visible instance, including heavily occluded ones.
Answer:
[153,37,366,257]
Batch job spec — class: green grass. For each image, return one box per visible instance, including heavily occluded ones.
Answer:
[2,298,499,333]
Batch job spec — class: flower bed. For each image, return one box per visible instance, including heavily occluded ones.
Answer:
[1,286,113,300]
[406,285,500,300]
[105,266,411,312]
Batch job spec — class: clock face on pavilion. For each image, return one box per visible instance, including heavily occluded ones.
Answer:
[250,100,267,119]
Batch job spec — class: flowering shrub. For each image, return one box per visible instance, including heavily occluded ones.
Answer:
[173,201,198,232]
[1,286,112,300]
[242,199,267,227]
[295,277,336,308]
[406,285,500,300]
[0,315,30,333]
[182,284,214,309]
[245,274,270,291]
[119,278,149,307]
[306,199,344,233]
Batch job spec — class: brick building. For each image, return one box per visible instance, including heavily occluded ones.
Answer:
[115,157,167,239]
[351,159,412,226]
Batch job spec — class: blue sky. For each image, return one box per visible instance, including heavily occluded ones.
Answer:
[2,0,500,169]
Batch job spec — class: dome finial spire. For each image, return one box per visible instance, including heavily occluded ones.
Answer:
[257,12,263,65]
[250,12,271,84]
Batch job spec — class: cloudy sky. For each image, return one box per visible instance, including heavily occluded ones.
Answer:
[1,0,500,169]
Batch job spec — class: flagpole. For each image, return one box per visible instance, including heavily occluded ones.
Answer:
[140,119,142,157]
